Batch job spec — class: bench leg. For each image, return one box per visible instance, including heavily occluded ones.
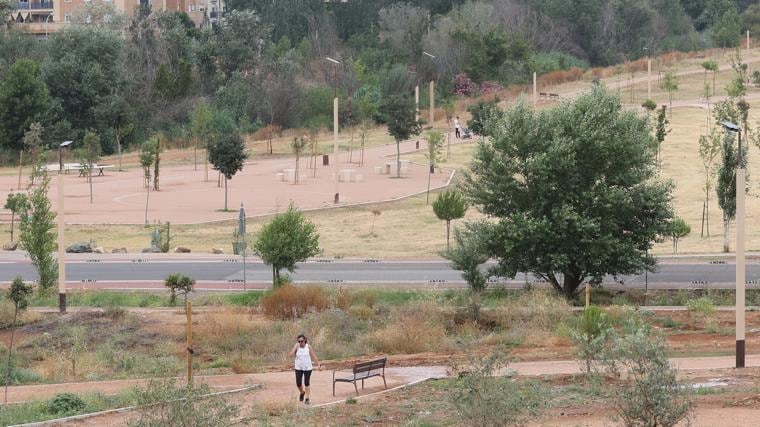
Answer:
[354,381,359,395]
[362,379,364,389]
[333,381,335,397]
[383,375,387,389]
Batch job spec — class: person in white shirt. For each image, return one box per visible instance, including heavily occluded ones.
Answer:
[289,334,321,404]
[454,116,461,139]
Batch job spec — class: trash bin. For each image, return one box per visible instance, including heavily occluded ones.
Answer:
[415,141,419,149]
[323,154,329,166]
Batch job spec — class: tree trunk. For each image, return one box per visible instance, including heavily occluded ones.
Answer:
[17,150,22,191]
[446,220,451,250]
[154,138,160,191]
[426,164,432,205]
[723,214,730,253]
[205,144,209,182]
[561,272,583,299]
[713,72,716,96]
[89,168,93,204]
[9,212,14,243]
[396,140,401,178]
[224,176,228,211]
[272,266,278,287]
[4,308,18,404]
[193,139,197,171]
[706,193,710,237]
[144,183,150,226]
[701,201,705,238]
[294,155,299,185]
[117,133,123,172]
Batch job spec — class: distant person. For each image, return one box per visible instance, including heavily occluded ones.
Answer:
[289,334,321,404]
[454,116,461,139]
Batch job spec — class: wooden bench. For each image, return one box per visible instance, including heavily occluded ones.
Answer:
[332,357,387,396]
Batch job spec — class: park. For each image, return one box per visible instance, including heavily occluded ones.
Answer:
[2,1,760,425]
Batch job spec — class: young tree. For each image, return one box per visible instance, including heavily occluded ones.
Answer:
[571,305,611,376]
[655,105,670,167]
[19,169,57,293]
[662,72,678,116]
[208,132,248,211]
[354,88,380,167]
[432,190,468,249]
[4,277,32,404]
[79,130,101,204]
[379,94,422,178]
[4,193,28,243]
[164,273,195,306]
[190,101,213,175]
[253,203,319,287]
[465,88,673,299]
[22,122,43,186]
[467,98,499,139]
[442,224,490,293]
[425,131,445,204]
[701,60,719,96]
[153,137,162,192]
[667,217,691,254]
[716,131,746,253]
[698,130,722,237]
[139,140,156,226]
[291,136,308,185]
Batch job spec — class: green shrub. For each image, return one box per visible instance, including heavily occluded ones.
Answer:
[224,291,263,306]
[0,367,43,386]
[601,327,694,427]
[687,297,715,316]
[128,380,240,427]
[47,393,86,415]
[451,354,546,426]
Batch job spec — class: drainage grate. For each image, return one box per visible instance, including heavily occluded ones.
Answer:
[690,280,710,285]
[709,260,726,264]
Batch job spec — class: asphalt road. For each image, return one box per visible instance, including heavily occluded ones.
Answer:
[0,256,758,290]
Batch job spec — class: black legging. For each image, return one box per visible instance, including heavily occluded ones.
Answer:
[295,369,312,387]
[455,128,461,138]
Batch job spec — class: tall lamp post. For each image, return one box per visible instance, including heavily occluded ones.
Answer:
[723,121,745,368]
[45,13,53,40]
[326,57,341,203]
[238,203,246,291]
[423,51,436,128]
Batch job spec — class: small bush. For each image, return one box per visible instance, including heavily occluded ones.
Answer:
[224,291,263,307]
[334,287,353,310]
[451,354,546,426]
[688,297,715,329]
[571,305,612,376]
[0,367,43,386]
[601,327,694,427]
[128,380,240,427]
[260,285,330,319]
[47,393,86,415]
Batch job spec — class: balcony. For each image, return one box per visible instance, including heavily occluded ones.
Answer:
[16,1,54,10]
[209,11,227,19]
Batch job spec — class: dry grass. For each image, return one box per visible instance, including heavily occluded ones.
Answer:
[260,285,330,319]
[365,300,449,354]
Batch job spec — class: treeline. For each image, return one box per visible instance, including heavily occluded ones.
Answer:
[0,0,755,160]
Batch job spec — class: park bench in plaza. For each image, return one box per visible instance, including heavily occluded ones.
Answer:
[332,357,387,396]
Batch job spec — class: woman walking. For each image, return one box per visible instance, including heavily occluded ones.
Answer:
[454,116,461,139]
[289,334,321,404]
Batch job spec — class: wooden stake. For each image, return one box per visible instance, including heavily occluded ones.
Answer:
[585,284,590,308]
[17,150,23,190]
[186,300,193,386]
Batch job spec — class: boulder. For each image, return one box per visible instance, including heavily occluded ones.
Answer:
[3,242,18,251]
[111,248,128,254]
[174,246,191,253]
[211,248,224,254]
[93,247,105,254]
[66,242,93,253]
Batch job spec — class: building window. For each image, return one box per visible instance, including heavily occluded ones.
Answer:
[64,14,71,22]
[189,4,194,11]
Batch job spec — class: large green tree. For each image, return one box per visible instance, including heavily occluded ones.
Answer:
[465,88,673,298]
[0,60,51,153]
[253,203,320,287]
[19,170,57,293]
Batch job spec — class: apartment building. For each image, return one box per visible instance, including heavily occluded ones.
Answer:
[8,0,224,35]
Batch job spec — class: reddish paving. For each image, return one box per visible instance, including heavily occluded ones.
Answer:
[0,139,454,225]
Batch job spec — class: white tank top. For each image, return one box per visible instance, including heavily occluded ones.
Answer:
[295,344,313,370]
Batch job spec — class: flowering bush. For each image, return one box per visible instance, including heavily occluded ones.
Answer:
[479,81,504,96]
[454,73,478,97]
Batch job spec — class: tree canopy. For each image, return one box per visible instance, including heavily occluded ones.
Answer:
[464,88,673,298]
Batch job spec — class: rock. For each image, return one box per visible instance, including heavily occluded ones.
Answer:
[112,248,127,254]
[211,248,224,254]
[66,241,93,253]
[141,247,157,253]
[174,246,191,253]
[93,247,105,254]
[3,242,18,251]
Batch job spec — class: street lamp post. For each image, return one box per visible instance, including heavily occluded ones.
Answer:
[45,13,53,40]
[723,121,745,368]
[238,203,246,291]
[643,47,651,100]
[57,163,66,313]
[326,57,341,204]
[423,51,436,128]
